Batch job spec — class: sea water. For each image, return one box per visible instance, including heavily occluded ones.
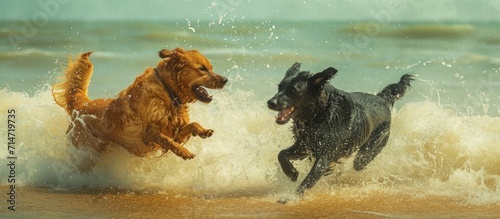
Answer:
[0,19,499,212]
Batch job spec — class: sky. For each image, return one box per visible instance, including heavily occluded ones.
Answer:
[0,0,499,22]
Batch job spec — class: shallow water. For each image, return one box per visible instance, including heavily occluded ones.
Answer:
[1,11,500,218]
[2,186,500,218]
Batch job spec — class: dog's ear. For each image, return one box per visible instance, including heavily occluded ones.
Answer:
[158,48,186,60]
[159,49,175,59]
[159,48,186,71]
[308,67,338,87]
[285,62,301,77]
[307,67,337,92]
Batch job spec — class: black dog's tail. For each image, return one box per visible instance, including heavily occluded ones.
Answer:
[377,74,414,106]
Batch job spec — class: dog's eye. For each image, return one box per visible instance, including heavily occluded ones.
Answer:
[198,66,208,72]
[286,87,298,97]
[278,83,285,91]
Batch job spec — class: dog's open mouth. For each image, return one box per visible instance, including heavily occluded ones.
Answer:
[193,86,213,103]
[276,107,296,124]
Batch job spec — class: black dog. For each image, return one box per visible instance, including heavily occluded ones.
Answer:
[267,63,413,202]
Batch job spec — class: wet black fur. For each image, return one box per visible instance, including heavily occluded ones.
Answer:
[267,63,413,199]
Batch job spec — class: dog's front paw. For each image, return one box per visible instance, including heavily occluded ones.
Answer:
[180,150,196,160]
[199,129,213,139]
[277,193,299,204]
[277,198,289,204]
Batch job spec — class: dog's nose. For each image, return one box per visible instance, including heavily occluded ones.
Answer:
[221,77,228,85]
[267,99,277,110]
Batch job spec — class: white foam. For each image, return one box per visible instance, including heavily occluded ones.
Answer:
[0,88,499,203]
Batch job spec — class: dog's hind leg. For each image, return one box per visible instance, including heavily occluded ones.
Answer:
[278,143,309,182]
[353,123,390,171]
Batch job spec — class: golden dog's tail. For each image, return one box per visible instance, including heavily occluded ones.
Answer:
[52,52,94,114]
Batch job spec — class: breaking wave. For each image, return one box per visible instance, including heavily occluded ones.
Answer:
[0,86,498,203]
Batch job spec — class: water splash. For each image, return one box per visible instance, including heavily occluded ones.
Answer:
[0,86,498,203]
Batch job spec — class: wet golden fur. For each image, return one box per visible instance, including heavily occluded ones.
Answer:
[52,48,227,161]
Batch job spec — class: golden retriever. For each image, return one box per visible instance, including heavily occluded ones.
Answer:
[52,48,228,162]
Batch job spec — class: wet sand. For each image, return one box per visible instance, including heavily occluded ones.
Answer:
[2,186,499,218]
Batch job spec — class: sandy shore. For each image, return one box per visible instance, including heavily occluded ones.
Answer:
[1,186,499,218]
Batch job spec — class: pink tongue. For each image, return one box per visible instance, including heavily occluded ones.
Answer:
[277,107,294,120]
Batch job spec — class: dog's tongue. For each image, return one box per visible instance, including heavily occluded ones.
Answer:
[276,107,295,123]
[194,86,213,102]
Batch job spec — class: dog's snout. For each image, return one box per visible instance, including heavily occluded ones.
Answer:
[209,73,228,89]
[267,98,278,110]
